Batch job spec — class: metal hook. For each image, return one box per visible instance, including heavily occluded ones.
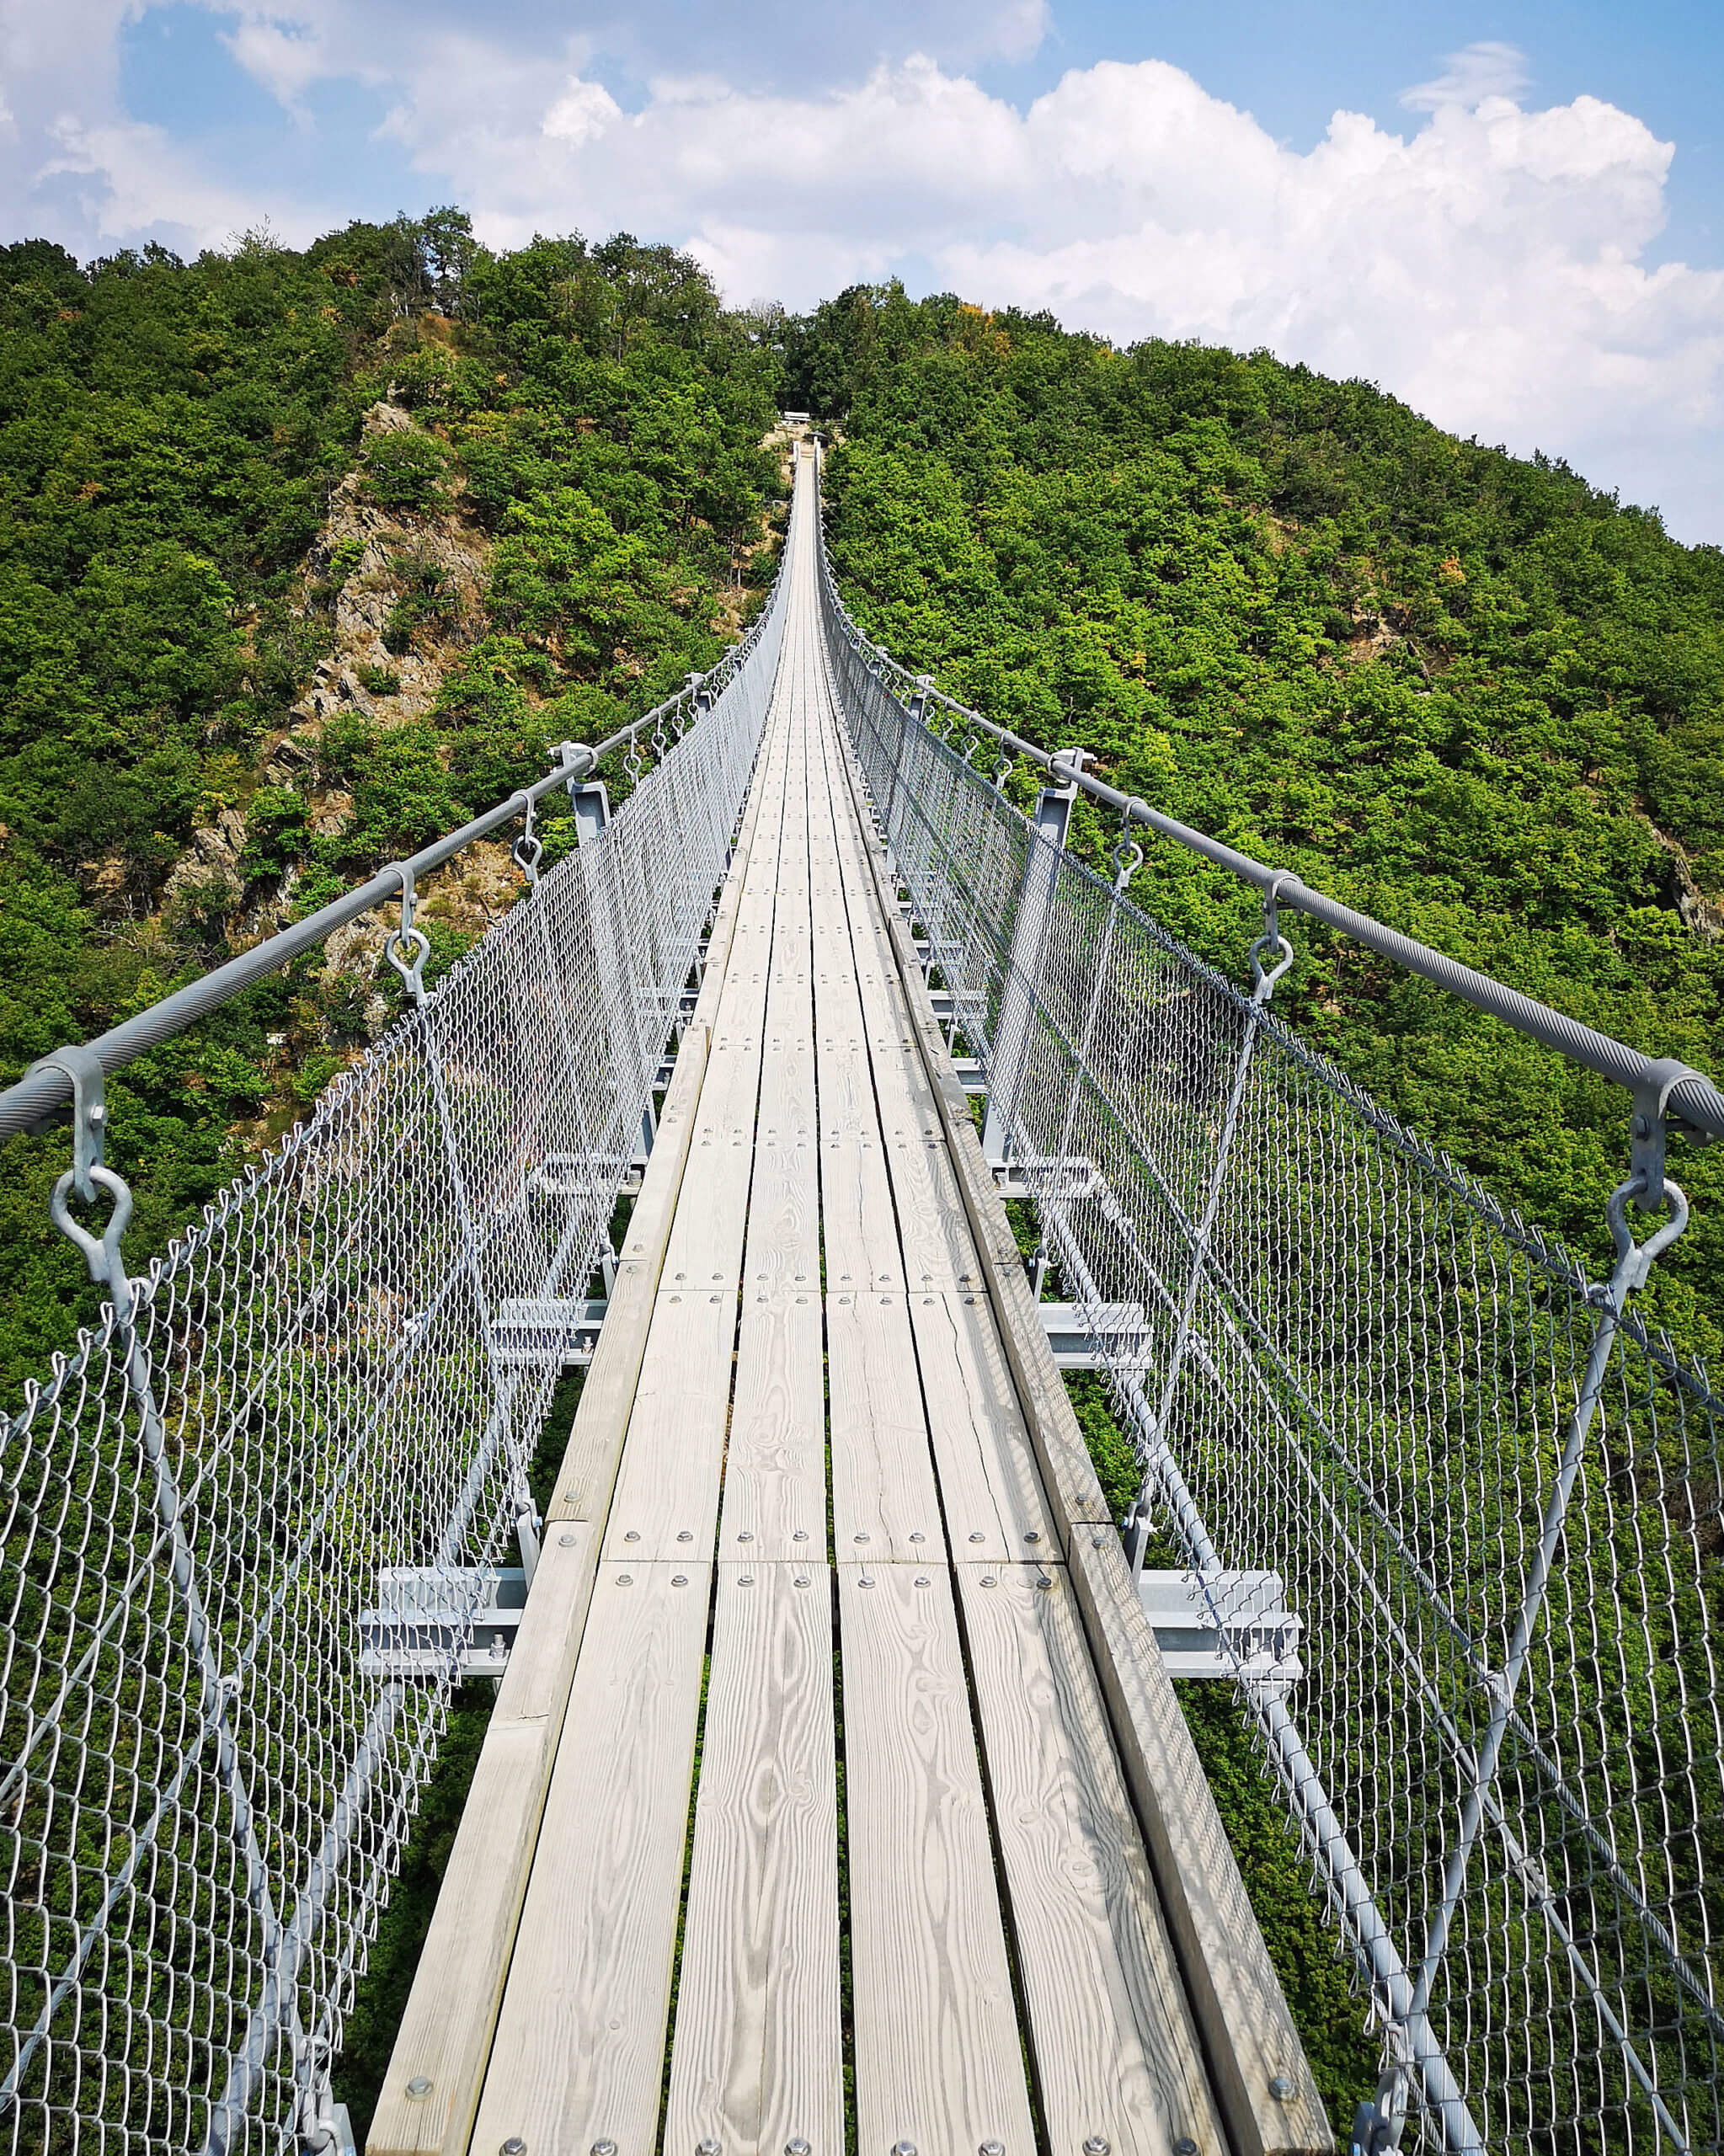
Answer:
[1607,1174,1689,1294]
[1247,871,1296,1003]
[386,867,431,1008]
[49,1162,135,1291]
[1112,825,1144,894]
[511,795,543,887]
[993,750,1012,792]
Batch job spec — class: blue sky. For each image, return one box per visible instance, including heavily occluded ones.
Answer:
[8,0,1724,539]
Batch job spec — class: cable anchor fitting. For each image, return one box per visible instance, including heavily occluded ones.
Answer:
[1247,872,1296,1002]
[386,867,431,1009]
[28,1043,134,1289]
[1627,1056,1706,1214]
[510,794,543,887]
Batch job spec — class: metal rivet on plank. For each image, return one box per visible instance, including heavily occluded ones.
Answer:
[894,2143,917,2156]
[853,1532,869,1543]
[979,2144,1006,2156]
[672,1574,688,1587]
[738,1531,755,1542]
[405,2077,432,2099]
[795,1576,810,1588]
[980,1575,997,1588]
[910,1531,925,1542]
[1172,2142,1198,2156]
[1023,1531,1041,1544]
[678,1530,693,1542]
[969,1532,985,1544]
[500,2143,526,2156]
[1268,2078,1294,2102]
[558,1533,575,1548]
[793,1529,809,1541]
[592,2143,618,2156]
[1083,2142,1110,2156]
[787,2142,811,2156]
[624,1530,640,1542]
[697,2139,721,2154]
[616,1574,633,1586]
[914,1576,929,1588]
[859,1575,875,1588]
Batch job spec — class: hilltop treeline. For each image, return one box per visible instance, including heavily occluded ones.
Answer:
[0,214,784,1398]
[792,285,1724,1356]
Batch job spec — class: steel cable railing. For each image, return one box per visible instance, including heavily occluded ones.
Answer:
[818,521,1723,2156]
[0,547,788,2152]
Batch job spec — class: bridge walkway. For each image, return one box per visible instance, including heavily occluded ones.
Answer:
[369,447,1324,2156]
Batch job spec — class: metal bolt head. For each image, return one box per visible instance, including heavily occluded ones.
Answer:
[1083,2141,1109,2156]
[1268,2076,1293,2102]
[969,1531,985,1544]
[501,2142,526,2156]
[980,2142,1006,2156]
[787,2141,811,2156]
[894,2143,918,2156]
[558,1532,576,1548]
[697,2143,721,2156]
[405,2076,432,2099]
[592,2143,617,2156]
[1173,2140,1198,2156]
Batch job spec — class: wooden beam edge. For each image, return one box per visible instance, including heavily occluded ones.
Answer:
[830,723,1332,2156]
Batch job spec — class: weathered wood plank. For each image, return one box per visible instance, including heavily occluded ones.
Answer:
[840,1563,1035,2155]
[601,1287,738,1561]
[718,1294,826,1562]
[471,1561,713,2156]
[958,1564,1226,2156]
[665,1564,841,2156]
[907,1288,1063,1562]
[827,1289,943,1561]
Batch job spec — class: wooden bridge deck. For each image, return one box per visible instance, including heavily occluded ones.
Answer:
[368,448,1328,2156]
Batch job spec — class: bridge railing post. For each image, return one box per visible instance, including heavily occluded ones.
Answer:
[979,750,1084,1166]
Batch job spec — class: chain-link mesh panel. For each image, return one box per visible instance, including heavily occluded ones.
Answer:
[0,577,786,2155]
[820,557,1722,2155]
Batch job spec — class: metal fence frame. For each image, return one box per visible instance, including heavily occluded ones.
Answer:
[0,561,788,2153]
[817,525,1723,2156]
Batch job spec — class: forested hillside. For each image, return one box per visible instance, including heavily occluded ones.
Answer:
[0,216,783,1403]
[788,285,1724,1362]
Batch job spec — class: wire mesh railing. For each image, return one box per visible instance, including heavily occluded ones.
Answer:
[818,535,1723,2155]
[0,558,787,2153]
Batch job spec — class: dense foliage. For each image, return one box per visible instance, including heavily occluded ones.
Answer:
[0,217,782,1402]
[794,286,1724,1358]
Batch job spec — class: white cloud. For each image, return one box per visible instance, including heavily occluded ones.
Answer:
[1401,40,1531,113]
[2,5,1723,537]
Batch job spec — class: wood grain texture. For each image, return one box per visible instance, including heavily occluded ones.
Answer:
[817,1134,904,1294]
[601,1287,738,1559]
[958,1565,1225,2156]
[665,1563,841,2156]
[472,1561,713,2156]
[840,1563,1035,2156]
[718,1294,826,1561]
[366,1528,599,2156]
[907,1289,1063,1564]
[826,1289,944,1562]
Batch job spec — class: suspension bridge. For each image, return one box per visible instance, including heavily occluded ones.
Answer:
[1,440,1719,2156]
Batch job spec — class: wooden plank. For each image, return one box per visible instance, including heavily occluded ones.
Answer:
[718,1294,826,1561]
[601,1288,737,1559]
[472,1561,713,2156]
[883,1128,986,1290]
[367,1526,599,2156]
[818,1134,904,1294]
[840,1563,1034,2155]
[1068,1533,1332,2156]
[907,1289,1062,1562]
[958,1564,1226,2156]
[745,1038,819,1294]
[827,1290,942,1561]
[665,1564,841,2156]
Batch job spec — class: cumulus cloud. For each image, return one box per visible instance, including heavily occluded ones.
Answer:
[2,3,1723,536]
